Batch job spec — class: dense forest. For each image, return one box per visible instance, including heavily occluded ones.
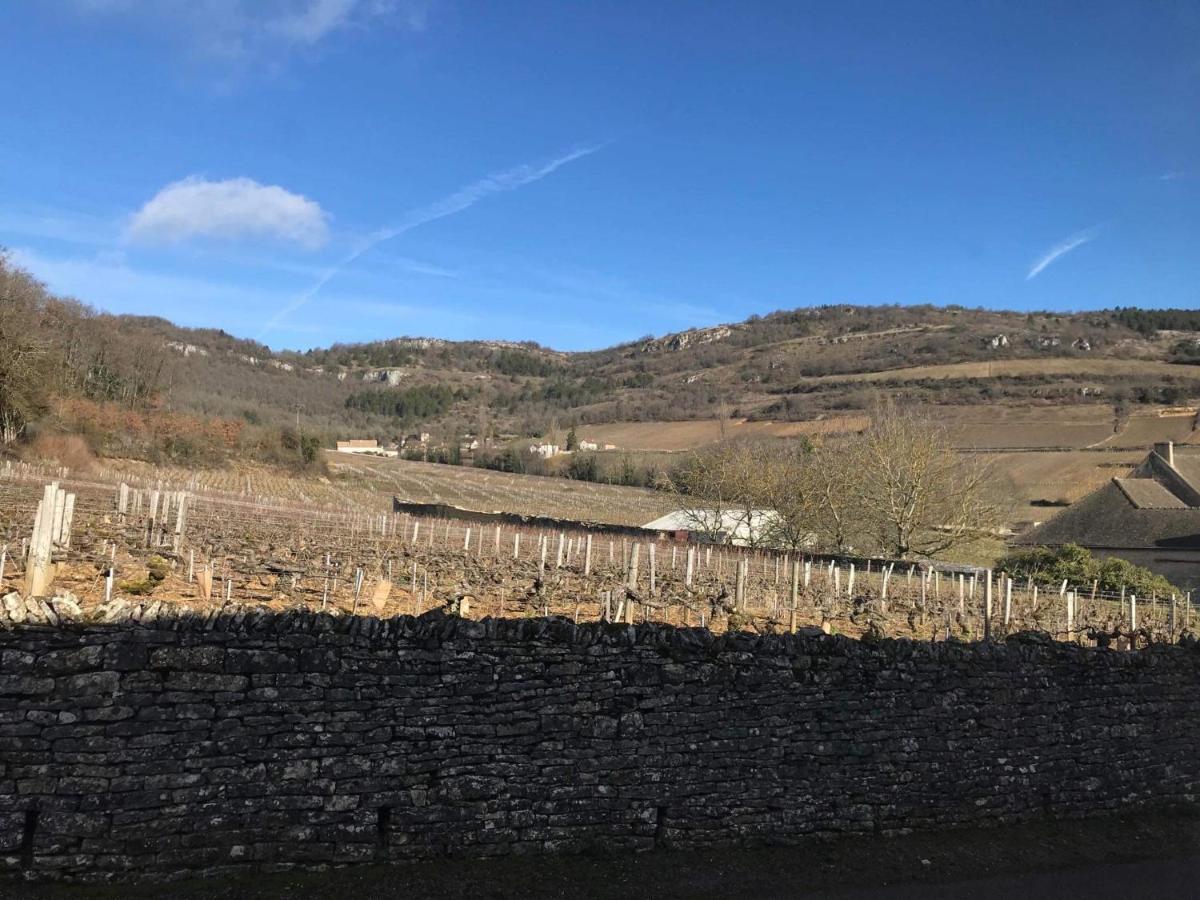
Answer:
[2,251,1199,470]
[1110,308,1200,336]
[345,385,467,424]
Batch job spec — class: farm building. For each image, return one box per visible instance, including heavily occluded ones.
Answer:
[335,439,398,458]
[529,443,560,459]
[1013,442,1200,591]
[642,509,781,547]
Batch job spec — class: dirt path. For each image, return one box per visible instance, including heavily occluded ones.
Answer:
[8,809,1196,899]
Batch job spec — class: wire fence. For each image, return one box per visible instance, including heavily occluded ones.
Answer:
[0,463,1191,646]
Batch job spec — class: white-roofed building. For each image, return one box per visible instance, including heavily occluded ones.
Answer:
[642,508,782,547]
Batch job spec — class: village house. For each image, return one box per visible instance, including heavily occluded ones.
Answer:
[1013,442,1200,591]
[578,440,599,451]
[529,443,559,459]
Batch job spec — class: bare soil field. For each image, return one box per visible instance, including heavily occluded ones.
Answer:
[576,404,1197,454]
[808,357,1193,383]
[576,416,868,452]
[948,422,1116,449]
[328,453,677,526]
[943,409,1195,450]
[1097,412,1199,448]
[984,450,1145,525]
[937,405,1117,449]
[934,404,1117,424]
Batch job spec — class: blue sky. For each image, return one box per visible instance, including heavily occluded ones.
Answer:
[1,1,1198,351]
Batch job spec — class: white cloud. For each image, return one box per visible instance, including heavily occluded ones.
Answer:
[259,143,607,333]
[1026,226,1100,281]
[268,0,358,45]
[71,0,429,64]
[127,176,330,249]
[372,253,460,279]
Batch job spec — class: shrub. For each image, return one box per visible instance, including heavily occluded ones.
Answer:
[24,432,95,471]
[996,543,1179,595]
[117,578,156,596]
[566,451,598,481]
[146,555,170,583]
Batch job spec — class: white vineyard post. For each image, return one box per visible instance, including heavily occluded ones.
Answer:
[648,543,656,597]
[790,559,799,633]
[983,569,993,641]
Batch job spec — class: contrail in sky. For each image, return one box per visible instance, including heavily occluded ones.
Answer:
[259,144,606,336]
[1026,226,1100,280]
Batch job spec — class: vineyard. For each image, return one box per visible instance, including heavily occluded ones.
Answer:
[327,453,678,525]
[0,459,1191,647]
[76,450,680,527]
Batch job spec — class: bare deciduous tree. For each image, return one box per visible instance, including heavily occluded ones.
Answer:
[670,439,776,546]
[669,402,1009,560]
[0,255,58,443]
[853,401,1010,557]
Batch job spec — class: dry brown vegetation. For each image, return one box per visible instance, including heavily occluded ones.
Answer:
[808,357,1191,384]
[7,250,1200,456]
[329,452,678,525]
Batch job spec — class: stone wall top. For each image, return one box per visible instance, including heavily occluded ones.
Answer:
[3,603,1198,673]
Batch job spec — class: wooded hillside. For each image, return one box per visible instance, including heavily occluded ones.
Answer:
[2,251,1199,464]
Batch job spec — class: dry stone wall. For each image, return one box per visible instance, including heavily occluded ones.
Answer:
[2,609,1199,882]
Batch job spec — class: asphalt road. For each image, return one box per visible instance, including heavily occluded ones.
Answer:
[6,810,1198,899]
[829,855,1200,899]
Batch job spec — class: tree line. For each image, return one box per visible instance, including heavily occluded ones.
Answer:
[670,403,1011,559]
[0,252,325,472]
